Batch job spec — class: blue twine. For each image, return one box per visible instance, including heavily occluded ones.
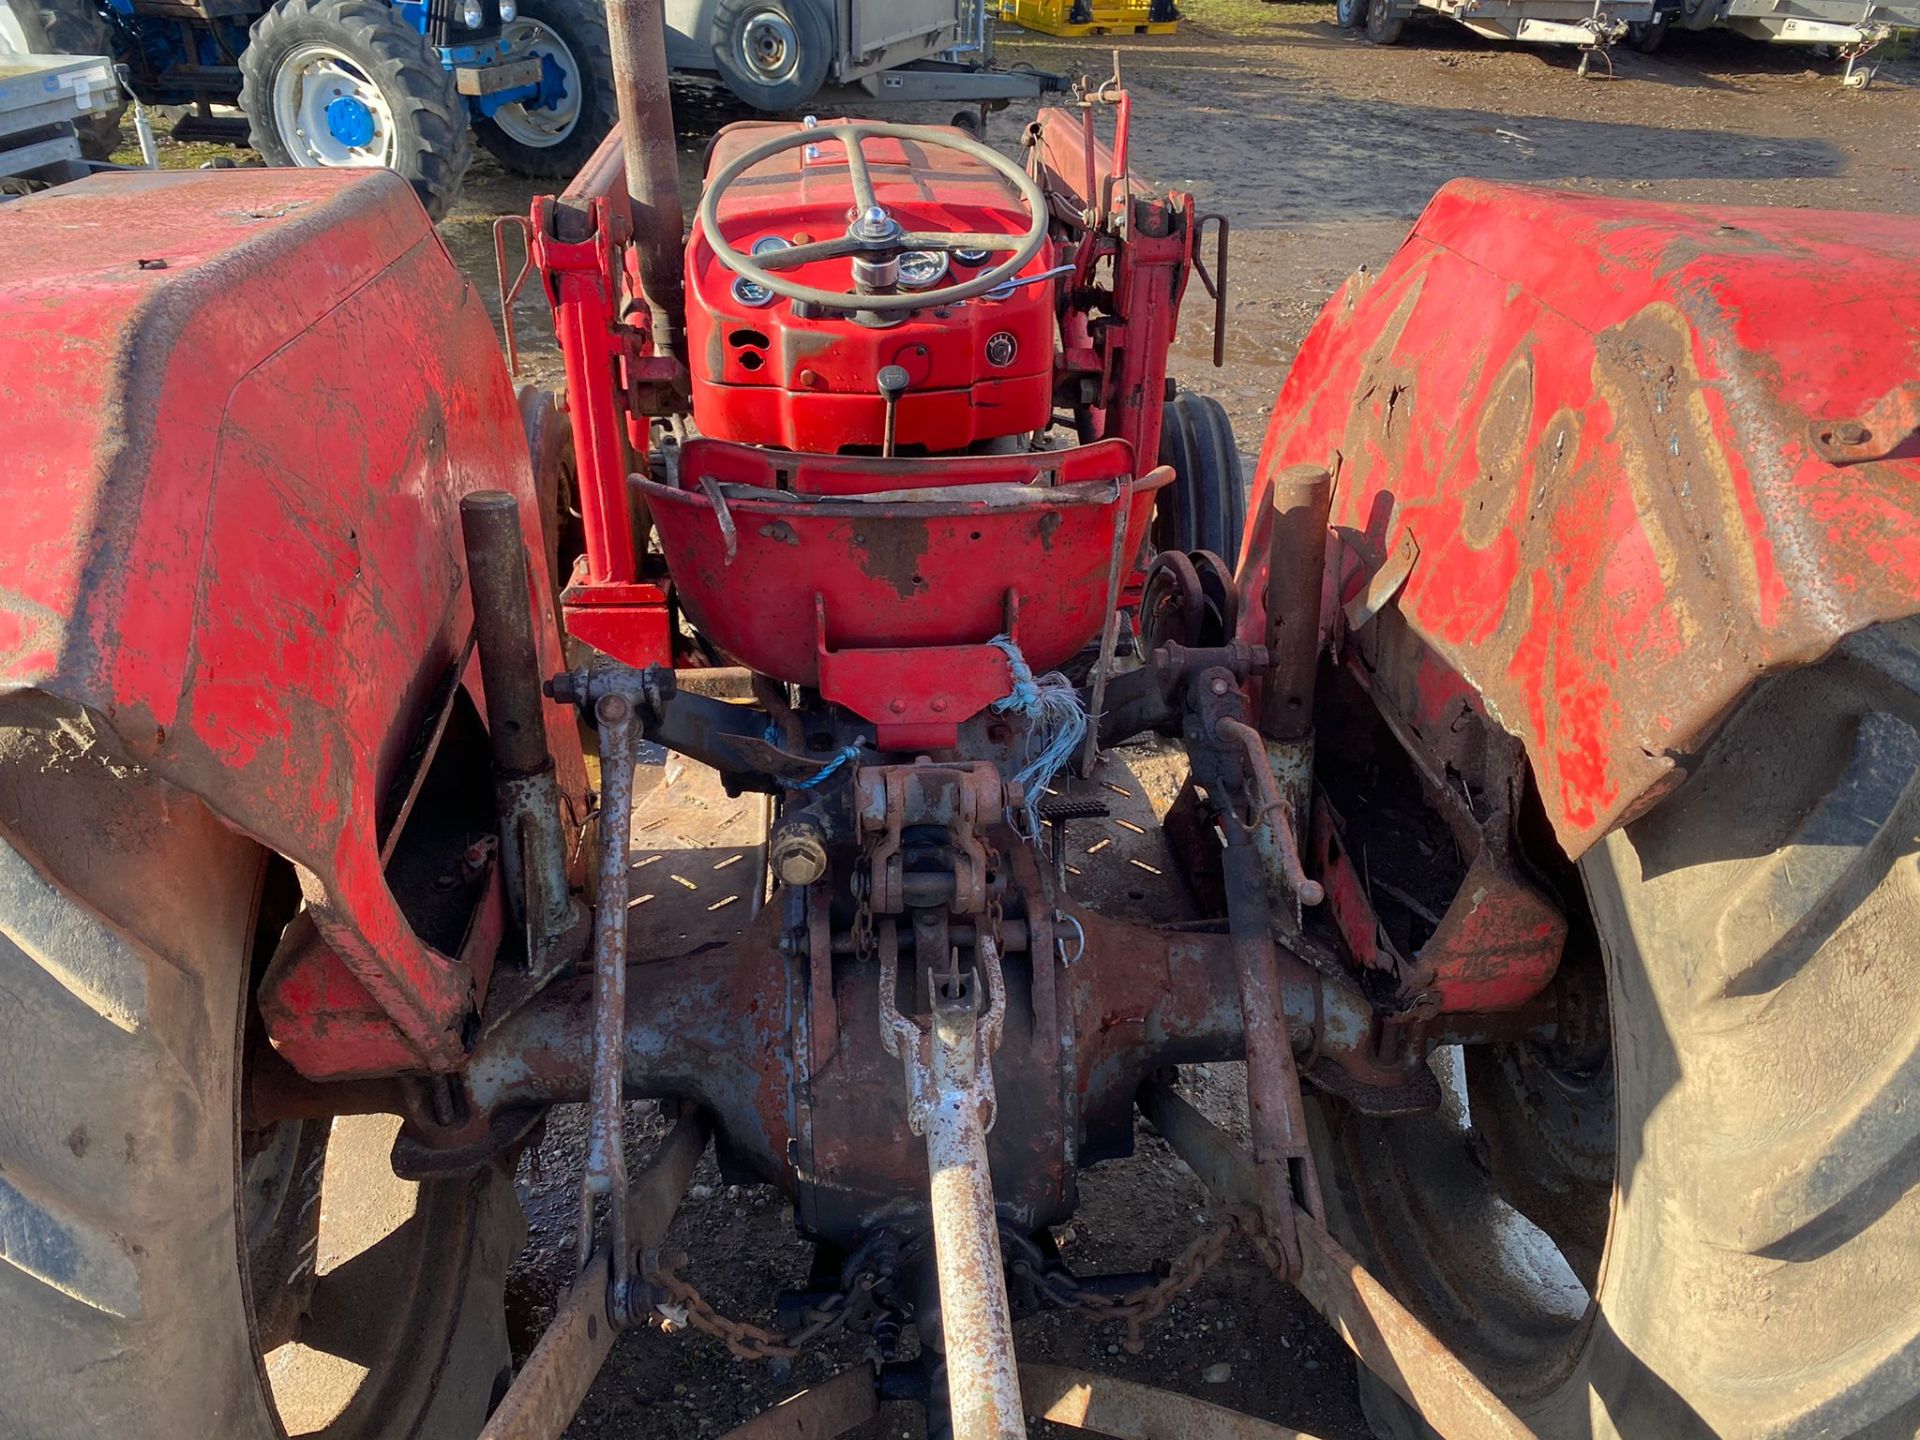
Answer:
[796,743,863,790]
[988,633,1087,832]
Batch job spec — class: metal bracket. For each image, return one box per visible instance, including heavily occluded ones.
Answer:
[492,214,536,377]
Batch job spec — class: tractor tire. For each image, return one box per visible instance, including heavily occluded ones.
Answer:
[0,0,126,159]
[1154,390,1247,563]
[473,0,616,178]
[1334,0,1369,30]
[0,695,523,1439]
[709,0,831,112]
[1318,617,1920,1440]
[239,0,472,221]
[1364,0,1405,43]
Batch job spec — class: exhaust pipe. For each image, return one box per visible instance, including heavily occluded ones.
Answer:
[603,0,687,359]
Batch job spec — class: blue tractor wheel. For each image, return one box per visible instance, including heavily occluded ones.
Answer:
[471,0,614,177]
[237,0,472,219]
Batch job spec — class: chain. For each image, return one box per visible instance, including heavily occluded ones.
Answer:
[1010,1205,1275,1353]
[645,1251,870,1362]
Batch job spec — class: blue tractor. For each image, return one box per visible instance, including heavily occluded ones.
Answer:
[1,0,615,216]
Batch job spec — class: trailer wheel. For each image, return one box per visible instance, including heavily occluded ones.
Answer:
[1624,15,1667,49]
[0,0,127,159]
[1318,617,1920,1439]
[239,0,472,220]
[1154,391,1246,562]
[473,0,615,177]
[710,0,830,112]
[1334,0,1370,30]
[1363,0,1405,43]
[0,698,522,1440]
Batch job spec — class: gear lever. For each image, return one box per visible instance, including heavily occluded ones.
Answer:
[877,364,910,458]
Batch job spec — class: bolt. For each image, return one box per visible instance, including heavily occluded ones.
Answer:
[1832,420,1872,447]
[931,697,948,713]
[770,823,830,887]
[890,698,907,714]
[1210,677,1231,695]
[595,693,633,726]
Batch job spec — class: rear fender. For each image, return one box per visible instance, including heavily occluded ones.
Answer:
[0,169,588,1076]
[1242,180,1920,857]
[1235,181,1920,1012]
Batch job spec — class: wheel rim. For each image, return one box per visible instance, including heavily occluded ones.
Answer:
[1319,1035,1614,1401]
[488,17,582,147]
[735,7,800,85]
[270,42,397,168]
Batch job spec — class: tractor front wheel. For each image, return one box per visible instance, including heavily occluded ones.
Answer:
[1320,618,1920,1439]
[1154,390,1247,563]
[0,698,522,1439]
[473,0,616,178]
[1334,0,1370,30]
[239,0,472,220]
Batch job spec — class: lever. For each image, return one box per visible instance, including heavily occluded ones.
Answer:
[877,364,910,458]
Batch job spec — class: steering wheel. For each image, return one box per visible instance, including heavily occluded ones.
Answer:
[697,120,1052,314]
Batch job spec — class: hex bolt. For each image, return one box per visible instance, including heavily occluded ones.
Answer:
[1833,420,1873,447]
[769,821,830,888]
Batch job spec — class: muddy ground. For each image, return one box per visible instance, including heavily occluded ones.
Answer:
[458,11,1916,1436]
[118,6,1919,1435]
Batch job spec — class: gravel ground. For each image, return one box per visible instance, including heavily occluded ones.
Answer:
[113,8,1920,1435]
[449,8,1917,1437]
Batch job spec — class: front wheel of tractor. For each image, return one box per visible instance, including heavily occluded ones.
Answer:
[239,0,472,219]
[473,0,616,177]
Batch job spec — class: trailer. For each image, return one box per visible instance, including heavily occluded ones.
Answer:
[664,0,1062,113]
[1339,0,1660,54]
[0,48,117,187]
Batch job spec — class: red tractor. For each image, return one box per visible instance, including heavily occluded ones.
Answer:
[4,5,1919,1439]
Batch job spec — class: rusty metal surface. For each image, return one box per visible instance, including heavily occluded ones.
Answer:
[479,1112,711,1440]
[711,1367,881,1440]
[1140,1087,1536,1440]
[1022,1363,1326,1440]
[883,934,1026,1440]
[602,0,685,355]
[1239,180,1920,856]
[461,492,575,948]
[582,693,638,1275]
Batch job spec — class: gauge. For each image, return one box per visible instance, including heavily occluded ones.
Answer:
[732,275,775,307]
[986,331,1018,367]
[896,250,952,291]
[750,236,792,256]
[953,247,991,266]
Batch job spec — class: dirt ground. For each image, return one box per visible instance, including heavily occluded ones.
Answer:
[457,8,1918,1439]
[114,6,1919,1435]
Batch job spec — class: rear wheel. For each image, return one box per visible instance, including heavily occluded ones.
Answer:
[1154,390,1247,563]
[473,0,616,178]
[0,0,127,158]
[239,0,472,220]
[1321,618,1920,1439]
[0,697,522,1439]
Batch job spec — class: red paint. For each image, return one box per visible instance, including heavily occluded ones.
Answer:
[643,440,1167,749]
[0,168,587,1075]
[1245,180,1920,856]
